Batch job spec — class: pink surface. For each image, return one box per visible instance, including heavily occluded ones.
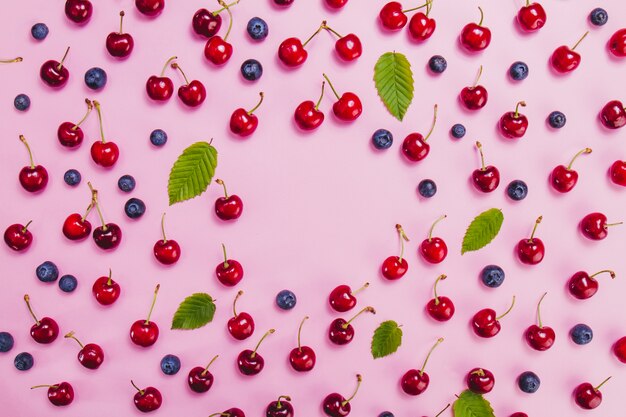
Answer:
[1,0,626,416]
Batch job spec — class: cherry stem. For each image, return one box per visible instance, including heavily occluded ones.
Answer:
[212,0,240,16]
[428,215,446,242]
[496,296,516,321]
[341,374,362,407]
[73,99,93,130]
[535,292,547,328]
[247,92,264,115]
[396,224,410,262]
[57,47,70,71]
[594,376,612,391]
[131,380,144,396]
[433,274,447,305]
[529,216,542,241]
[276,395,291,409]
[215,179,229,198]
[402,2,429,13]
[514,101,526,118]
[92,101,107,143]
[525,0,530,5]
[297,316,309,351]
[31,384,58,390]
[567,148,592,170]
[435,404,451,417]
[23,294,40,326]
[21,220,33,233]
[423,104,438,141]
[251,329,275,358]
[19,135,35,169]
[419,337,444,376]
[221,243,230,268]
[477,6,485,26]
[605,221,623,228]
[160,56,177,77]
[171,62,190,85]
[322,73,341,99]
[475,141,486,171]
[217,0,234,41]
[160,213,168,242]
[208,414,230,417]
[315,81,326,110]
[590,270,616,280]
[119,11,126,33]
[471,369,485,377]
[303,21,327,47]
[322,23,343,39]
[351,282,369,296]
[473,65,483,88]
[88,182,108,230]
[572,31,590,51]
[64,331,84,349]
[342,306,376,329]
[107,268,113,286]
[201,355,219,376]
[426,0,434,16]
[0,57,22,63]
[145,284,160,325]
[232,290,243,317]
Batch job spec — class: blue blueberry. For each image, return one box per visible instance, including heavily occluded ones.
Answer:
[84,67,107,90]
[0,332,14,352]
[241,59,263,81]
[150,129,168,147]
[117,175,136,193]
[64,169,82,186]
[589,8,608,26]
[480,265,505,288]
[518,371,540,393]
[125,198,146,219]
[571,323,593,345]
[31,23,49,40]
[509,61,529,81]
[59,275,78,293]
[428,55,447,74]
[451,123,466,139]
[372,129,393,150]
[276,290,297,310]
[14,94,31,111]
[14,352,34,371]
[247,17,269,40]
[507,180,528,201]
[378,413,394,417]
[418,179,437,198]
[548,111,566,129]
[160,354,181,375]
[36,261,59,283]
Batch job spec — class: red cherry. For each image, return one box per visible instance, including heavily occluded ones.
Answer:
[278,21,325,67]
[230,92,264,137]
[65,0,92,24]
[90,101,120,168]
[4,221,33,251]
[153,213,181,265]
[63,211,92,241]
[608,28,626,57]
[408,1,436,41]
[274,0,294,6]
[472,296,516,338]
[170,62,206,107]
[574,377,611,410]
[323,24,362,61]
[31,382,74,406]
[459,7,491,52]
[187,355,219,393]
[381,224,410,280]
[88,182,123,251]
[467,368,495,394]
[215,243,244,286]
[106,11,134,58]
[129,284,160,347]
[402,104,438,162]
[210,409,245,417]
[550,148,592,193]
[203,3,235,65]
[524,292,555,351]
[40,47,71,88]
[135,0,164,17]
[228,291,255,340]
[266,396,294,417]
[328,307,375,345]
[568,269,615,300]
[472,141,500,193]
[214,178,244,220]
[92,269,122,306]
[426,275,455,322]
[65,331,104,369]
[401,338,444,395]
[326,0,348,9]
[510,414,528,417]
[329,282,369,312]
[460,65,488,110]
[580,212,622,241]
[294,80,326,131]
[600,100,626,129]
[420,214,447,264]
[146,56,177,101]
[322,374,362,417]
[18,135,48,193]
[324,74,362,121]
[499,101,528,139]
[551,32,588,74]
[24,294,59,344]
[610,160,626,186]
[289,316,316,372]
[58,99,93,148]
[379,2,408,31]
[192,1,239,38]
[237,329,275,376]
[131,381,162,412]
[613,336,626,363]
[517,216,545,265]
[517,1,546,32]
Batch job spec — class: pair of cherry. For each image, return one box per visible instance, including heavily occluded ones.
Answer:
[327,283,375,345]
[146,57,206,107]
[203,1,239,66]
[379,0,437,42]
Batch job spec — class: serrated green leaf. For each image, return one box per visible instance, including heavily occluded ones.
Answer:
[373,52,414,121]
[168,142,218,205]
[453,390,495,417]
[171,293,216,330]
[461,208,504,254]
[371,320,403,359]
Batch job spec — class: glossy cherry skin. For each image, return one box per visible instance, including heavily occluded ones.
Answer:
[517,3,546,32]
[551,46,580,73]
[230,109,258,137]
[402,133,429,162]
[153,240,181,265]
[460,23,491,52]
[223,408,245,417]
[77,343,105,369]
[467,368,495,394]
[4,223,33,251]
[215,194,244,220]
[146,76,174,101]
[335,34,362,61]
[57,122,84,148]
[610,161,626,186]
[580,213,609,240]
[600,100,626,129]
[228,312,255,340]
[19,166,48,193]
[90,141,119,168]
[106,33,134,58]
[420,238,447,264]
[92,276,121,305]
[613,336,626,363]
[135,0,164,17]
[472,166,500,193]
[278,38,307,67]
[31,317,59,344]
[40,60,69,88]
[550,165,578,193]
[426,296,455,322]
[237,350,265,375]
[525,325,555,351]
[323,393,350,417]
[328,318,354,345]
[381,256,408,280]
[133,386,162,412]
[329,285,357,312]
[408,13,436,41]
[608,29,626,57]
[216,259,244,286]
[266,399,294,417]
[574,383,603,410]
[401,369,430,395]
[130,320,159,347]
[193,9,221,38]
[568,271,602,299]
[47,382,74,406]
[460,85,488,110]
[289,346,316,372]
[294,101,324,130]
[510,414,528,417]
[93,223,122,250]
[471,309,500,338]
[333,93,362,121]
[379,2,407,30]
[326,0,348,8]
[274,0,294,6]
[65,0,92,24]
[517,238,545,265]
[187,367,214,393]
[178,81,206,107]
[205,37,233,65]
[499,112,528,139]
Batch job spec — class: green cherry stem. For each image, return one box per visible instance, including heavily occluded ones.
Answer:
[217,0,234,41]
[342,307,376,329]
[435,404,451,417]
[145,284,160,325]
[567,148,592,170]
[57,46,70,71]
[476,141,487,171]
[131,380,144,396]
[351,282,369,296]
[514,101,526,118]
[433,274,447,305]
[594,376,612,391]
[297,316,309,351]
[200,355,219,377]
[19,135,35,169]
[303,21,327,47]
[402,2,429,13]
[496,296,516,321]
[322,73,341,99]
[423,104,438,141]
[247,92,264,115]
[572,31,590,51]
[212,0,240,16]
[341,374,362,407]
[23,294,40,326]
[590,270,616,280]
[535,292,547,328]
[427,215,446,242]
[118,11,126,33]
[605,221,623,228]
[72,99,93,130]
[426,0,434,16]
[161,56,177,77]
[208,413,230,417]
[232,290,243,317]
[315,81,326,110]
[251,329,275,358]
[473,65,483,88]
[107,269,113,286]
[419,337,444,376]
[93,101,107,143]
[528,216,542,242]
[477,6,485,26]
[21,220,33,233]
[221,243,230,268]
[160,213,168,242]
[215,179,229,198]
[171,62,190,86]
[276,395,292,409]
[396,224,410,262]
[64,331,85,349]
[322,23,343,39]
[87,182,108,230]
[0,56,22,63]
[31,384,58,390]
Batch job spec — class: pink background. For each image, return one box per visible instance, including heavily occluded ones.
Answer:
[1,0,626,416]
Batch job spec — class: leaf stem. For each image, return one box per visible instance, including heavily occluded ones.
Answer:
[590,270,616,279]
[595,376,612,390]
[57,47,70,71]
[435,403,451,417]
[276,395,291,409]
[514,101,526,118]
[171,62,190,85]
[0,56,22,63]
[119,11,126,33]
[161,56,177,77]
[477,6,485,26]
[475,141,486,171]
[473,65,483,88]
[131,380,144,395]
[351,282,369,296]
[217,0,234,41]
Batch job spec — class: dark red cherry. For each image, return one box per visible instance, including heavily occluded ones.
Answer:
[58,99,93,148]
[524,292,555,351]
[18,135,48,193]
[420,215,447,264]
[574,377,611,410]
[266,396,294,417]
[4,221,33,251]
[460,65,488,110]
[401,338,444,395]
[65,331,104,369]
[129,285,160,347]
[24,294,59,344]
[568,270,615,300]
[329,282,369,312]
[402,104,437,162]
[426,275,455,322]
[322,374,362,417]
[40,47,70,88]
[192,1,238,38]
[328,307,375,345]
[550,148,592,193]
[289,316,316,372]
[381,224,409,280]
[237,329,275,376]
[31,382,74,406]
[146,56,177,101]
[459,7,491,52]
[187,355,219,393]
[467,368,495,394]
[228,291,255,340]
[471,141,500,192]
[65,0,93,24]
[600,100,626,129]
[106,11,134,58]
[472,296,516,338]
[135,0,164,17]
[131,381,162,412]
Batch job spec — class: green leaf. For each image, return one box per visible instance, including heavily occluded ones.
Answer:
[171,293,216,330]
[461,208,504,254]
[168,141,218,205]
[453,390,495,417]
[373,52,414,121]
[371,320,403,359]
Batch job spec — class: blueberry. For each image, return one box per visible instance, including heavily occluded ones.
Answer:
[14,352,34,371]
[276,290,297,310]
[118,175,136,193]
[571,323,593,345]
[14,94,31,111]
[518,371,540,393]
[509,61,529,81]
[418,179,437,198]
[451,123,466,139]
[150,129,168,147]
[247,17,269,40]
[241,59,263,81]
[125,198,146,219]
[0,332,14,352]
[507,180,528,201]
[31,23,49,40]
[372,129,393,149]
[428,55,447,74]
[36,261,59,283]
[84,67,107,90]
[59,275,78,293]
[548,111,566,129]
[378,413,395,417]
[160,354,181,375]
[589,8,608,26]
[480,265,505,288]
[64,169,82,186]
